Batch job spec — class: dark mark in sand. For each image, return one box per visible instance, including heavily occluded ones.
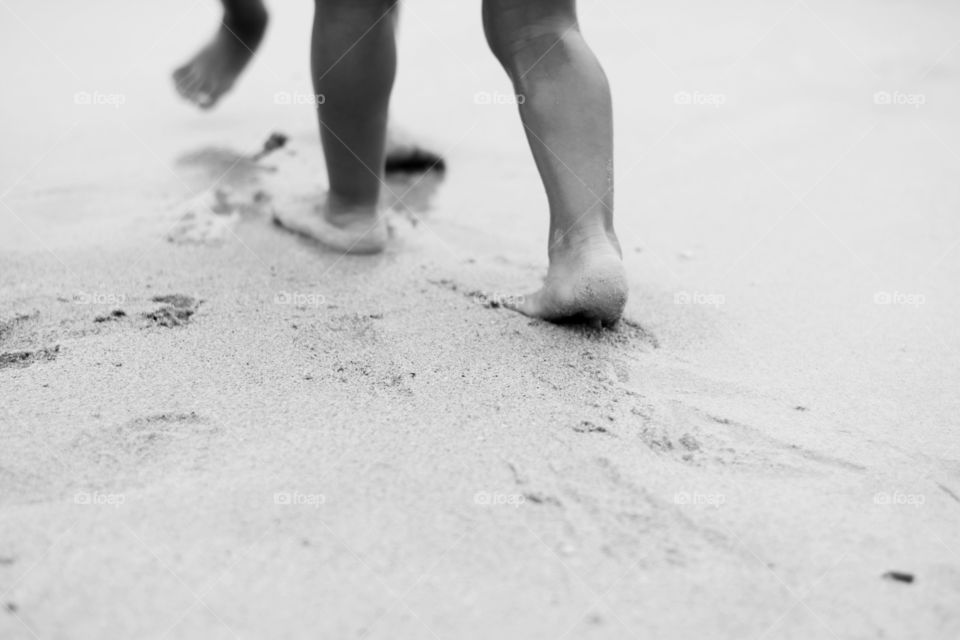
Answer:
[523,492,563,507]
[0,345,60,370]
[385,145,445,174]
[938,483,960,504]
[144,307,195,328]
[251,131,289,162]
[0,312,38,344]
[94,309,127,323]
[427,278,460,293]
[882,571,914,584]
[136,411,203,425]
[574,420,612,435]
[679,433,701,451]
[152,294,200,308]
[143,294,202,328]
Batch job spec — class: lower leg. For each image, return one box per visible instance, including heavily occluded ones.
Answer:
[313,0,397,211]
[272,0,397,254]
[484,0,626,324]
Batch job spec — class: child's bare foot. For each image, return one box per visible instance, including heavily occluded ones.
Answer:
[173,7,268,110]
[507,235,628,327]
[272,195,388,255]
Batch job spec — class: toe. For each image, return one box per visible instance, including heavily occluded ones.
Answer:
[172,64,190,84]
[191,76,220,109]
[196,90,217,109]
[173,70,194,99]
[178,73,204,103]
[504,291,544,319]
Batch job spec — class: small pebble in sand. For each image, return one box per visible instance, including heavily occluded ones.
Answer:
[251,132,289,161]
[882,571,914,584]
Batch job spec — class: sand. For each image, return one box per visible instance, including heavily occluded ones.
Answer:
[2,0,960,637]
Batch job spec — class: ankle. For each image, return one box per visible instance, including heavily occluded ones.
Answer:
[326,191,379,218]
[223,4,269,36]
[549,226,621,261]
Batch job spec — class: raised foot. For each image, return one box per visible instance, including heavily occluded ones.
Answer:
[173,11,267,110]
[506,242,628,327]
[272,197,388,255]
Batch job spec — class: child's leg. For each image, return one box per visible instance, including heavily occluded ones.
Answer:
[484,0,628,325]
[173,0,269,109]
[273,0,397,254]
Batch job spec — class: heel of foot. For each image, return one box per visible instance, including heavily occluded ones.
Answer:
[575,259,629,324]
[272,203,388,255]
[507,251,629,325]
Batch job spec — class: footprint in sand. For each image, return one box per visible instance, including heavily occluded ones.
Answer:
[632,401,865,475]
[69,411,220,475]
[166,188,271,246]
[0,312,60,371]
[142,294,203,328]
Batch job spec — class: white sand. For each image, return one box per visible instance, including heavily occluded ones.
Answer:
[1,0,959,637]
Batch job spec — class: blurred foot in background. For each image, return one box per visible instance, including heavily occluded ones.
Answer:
[172,0,445,173]
[173,0,268,110]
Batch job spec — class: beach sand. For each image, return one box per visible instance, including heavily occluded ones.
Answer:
[2,0,960,637]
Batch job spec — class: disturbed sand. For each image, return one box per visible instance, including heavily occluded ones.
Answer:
[2,0,960,638]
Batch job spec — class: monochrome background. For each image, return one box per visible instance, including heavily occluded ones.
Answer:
[1,0,958,638]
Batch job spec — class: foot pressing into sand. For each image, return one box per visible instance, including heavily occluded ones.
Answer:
[484,2,626,327]
[173,3,268,109]
[507,234,628,326]
[272,194,388,255]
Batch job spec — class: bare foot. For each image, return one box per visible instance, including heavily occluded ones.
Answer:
[271,195,388,255]
[173,9,268,110]
[506,236,628,327]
